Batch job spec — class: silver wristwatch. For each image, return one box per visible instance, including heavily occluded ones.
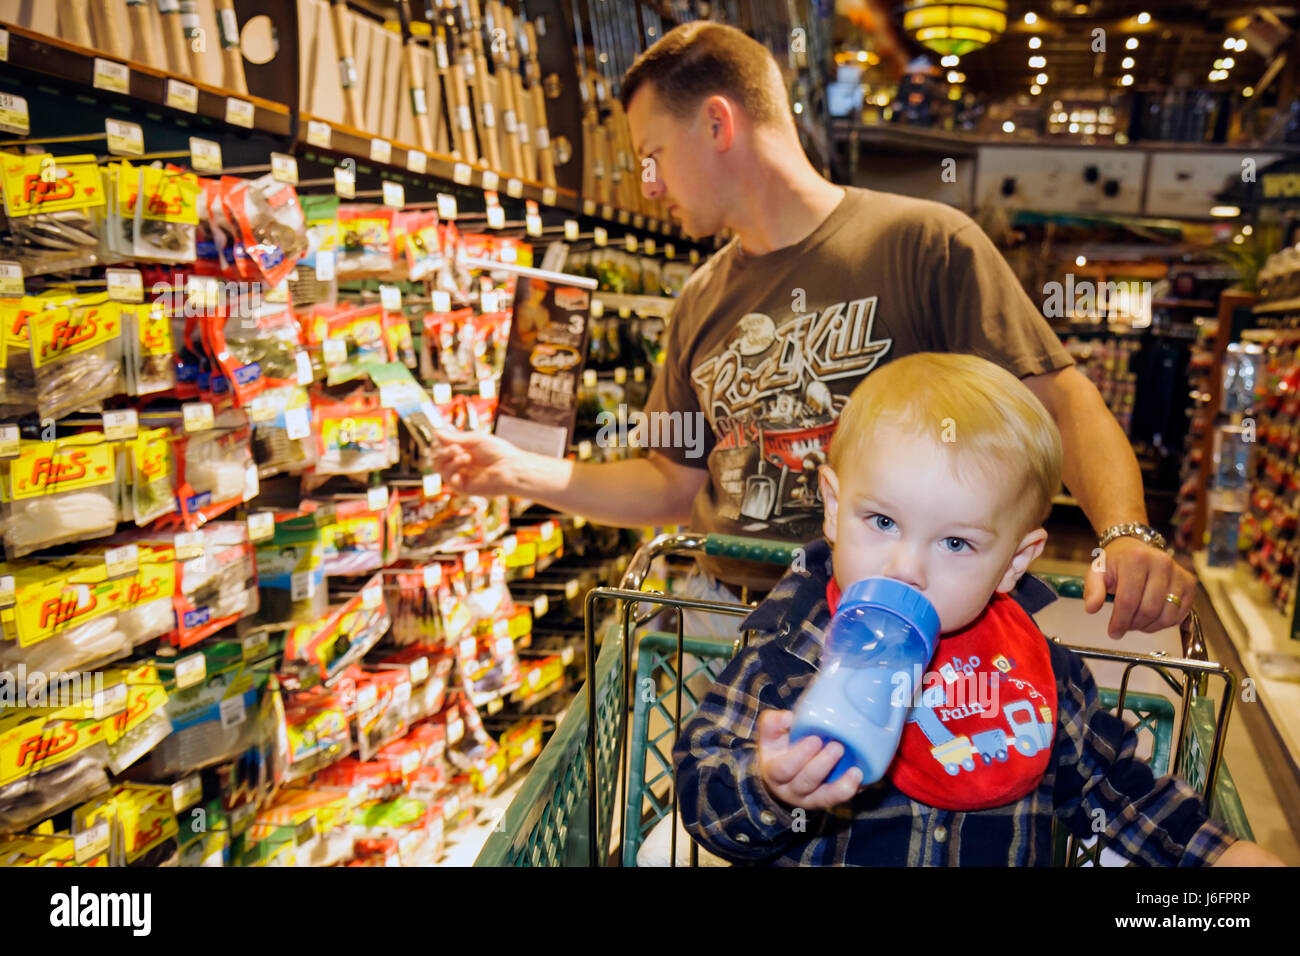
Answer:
[1098,522,1170,553]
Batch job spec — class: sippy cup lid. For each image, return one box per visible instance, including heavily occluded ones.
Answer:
[840,577,941,654]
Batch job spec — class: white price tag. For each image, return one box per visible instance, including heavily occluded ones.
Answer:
[506,178,524,198]
[454,162,473,185]
[487,204,505,229]
[463,549,479,573]
[481,170,499,192]
[226,98,255,129]
[284,407,310,440]
[432,383,452,404]
[367,487,389,511]
[362,583,382,609]
[393,681,411,707]
[105,544,139,579]
[582,199,596,216]
[174,531,204,560]
[478,378,496,400]
[382,181,405,208]
[645,238,656,255]
[295,350,314,385]
[613,366,627,385]
[482,761,500,788]
[105,118,144,156]
[244,463,259,501]
[665,243,675,259]
[407,149,427,174]
[432,290,451,313]
[0,93,26,135]
[93,58,130,94]
[0,575,16,609]
[103,409,139,440]
[564,219,579,241]
[106,268,143,303]
[290,571,316,601]
[577,440,592,460]
[625,234,638,253]
[572,514,586,529]
[582,368,598,388]
[166,79,198,113]
[380,285,402,311]
[241,630,269,661]
[543,187,557,206]
[334,165,355,199]
[189,137,223,173]
[0,29,8,62]
[494,633,512,658]
[448,718,464,745]
[437,193,458,219]
[357,685,378,712]
[247,512,274,542]
[182,402,214,432]
[307,120,332,149]
[561,645,574,666]
[481,290,500,312]
[322,337,347,364]
[314,250,336,282]
[459,636,477,659]
[593,227,607,247]
[172,775,203,812]
[220,694,246,728]
[528,667,541,688]
[246,396,275,424]
[565,578,579,600]
[526,212,542,237]
[522,736,538,758]
[409,656,429,683]
[422,564,441,588]
[533,595,548,618]
[423,472,442,496]
[602,205,613,221]
[370,138,392,164]
[633,366,645,383]
[90,682,127,717]
[175,653,206,690]
[634,215,645,229]
[690,249,701,265]
[271,153,299,185]
[74,822,111,863]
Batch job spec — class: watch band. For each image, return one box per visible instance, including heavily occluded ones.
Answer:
[1098,522,1169,553]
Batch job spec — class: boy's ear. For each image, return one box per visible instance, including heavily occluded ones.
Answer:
[819,466,840,545]
[995,527,1048,594]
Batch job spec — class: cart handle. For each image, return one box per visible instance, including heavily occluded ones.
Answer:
[702,533,803,565]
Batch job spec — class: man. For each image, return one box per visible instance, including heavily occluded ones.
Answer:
[430,22,1194,639]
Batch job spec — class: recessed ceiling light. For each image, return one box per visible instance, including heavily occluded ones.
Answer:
[1137,12,1151,24]
[1234,234,1245,244]
[1214,59,1225,69]
[1234,38,1247,52]
[1126,37,1138,50]
[1031,84,1042,94]
[1029,36,1042,49]
[1073,3,1088,14]
[1224,37,1236,49]
[1069,122,1079,133]
[1030,56,1047,68]
[1243,86,1255,97]
[1210,205,1241,217]
[1122,57,1134,69]
[1003,120,1016,133]
[1037,73,1049,84]
[1076,255,1087,267]
[948,70,962,83]
[1084,124,1096,134]
[1223,57,1235,69]
[1244,225,1254,236]
[1025,12,1038,24]
[1121,74,1134,86]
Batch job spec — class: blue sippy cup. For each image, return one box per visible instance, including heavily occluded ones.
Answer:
[789,578,941,784]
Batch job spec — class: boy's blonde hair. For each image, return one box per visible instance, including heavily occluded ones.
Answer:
[827,353,1064,533]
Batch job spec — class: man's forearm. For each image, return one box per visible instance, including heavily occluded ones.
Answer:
[1030,368,1147,532]
[507,453,702,528]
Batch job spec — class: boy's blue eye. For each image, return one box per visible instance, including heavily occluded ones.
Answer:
[942,537,971,553]
[869,514,895,532]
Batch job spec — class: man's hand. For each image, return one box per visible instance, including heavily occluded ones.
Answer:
[428,427,526,497]
[1211,841,1286,866]
[1084,536,1197,639]
[756,710,862,811]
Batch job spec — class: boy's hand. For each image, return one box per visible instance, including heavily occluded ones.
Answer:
[757,710,863,811]
[1211,841,1287,867]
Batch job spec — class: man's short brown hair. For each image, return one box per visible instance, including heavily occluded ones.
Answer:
[620,22,787,126]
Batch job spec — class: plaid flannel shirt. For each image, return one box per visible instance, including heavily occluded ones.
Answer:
[672,538,1237,866]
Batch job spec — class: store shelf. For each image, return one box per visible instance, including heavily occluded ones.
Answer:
[0,22,292,137]
[593,292,680,319]
[1253,297,1300,315]
[1152,299,1215,309]
[1193,552,1300,771]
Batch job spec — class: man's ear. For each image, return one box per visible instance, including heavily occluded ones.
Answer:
[703,95,735,151]
[995,527,1048,594]
[819,465,840,545]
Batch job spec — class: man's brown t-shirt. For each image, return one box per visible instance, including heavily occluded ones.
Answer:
[643,187,1075,591]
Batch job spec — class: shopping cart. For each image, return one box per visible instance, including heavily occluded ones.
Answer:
[475,534,1251,867]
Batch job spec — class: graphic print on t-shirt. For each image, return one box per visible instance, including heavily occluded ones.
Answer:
[689,296,892,531]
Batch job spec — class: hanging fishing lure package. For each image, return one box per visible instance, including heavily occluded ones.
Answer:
[205,299,308,409]
[127,427,178,527]
[170,522,259,647]
[0,153,105,275]
[308,303,389,386]
[254,511,328,626]
[249,385,317,478]
[121,301,177,396]
[131,164,200,263]
[173,410,255,528]
[225,175,309,287]
[335,205,396,279]
[400,211,444,282]
[0,743,112,832]
[310,391,398,476]
[0,298,35,417]
[2,431,123,558]
[317,495,395,577]
[29,295,127,422]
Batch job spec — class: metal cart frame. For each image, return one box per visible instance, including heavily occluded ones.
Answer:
[475,533,1249,867]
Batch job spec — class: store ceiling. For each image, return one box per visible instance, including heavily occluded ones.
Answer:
[947,1,1289,100]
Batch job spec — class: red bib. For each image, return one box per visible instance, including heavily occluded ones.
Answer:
[826,581,1057,811]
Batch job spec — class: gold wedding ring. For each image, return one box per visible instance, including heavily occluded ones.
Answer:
[1164,592,1182,608]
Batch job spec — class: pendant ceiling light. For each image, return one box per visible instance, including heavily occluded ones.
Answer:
[902,0,1009,58]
